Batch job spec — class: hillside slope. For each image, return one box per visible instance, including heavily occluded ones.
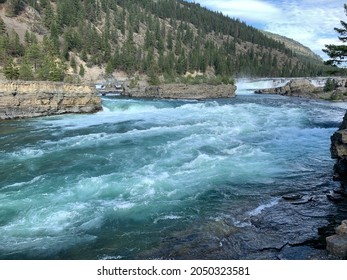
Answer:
[0,0,330,83]
[261,30,322,62]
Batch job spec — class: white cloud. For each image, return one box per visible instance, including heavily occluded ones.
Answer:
[264,0,344,58]
[195,0,281,23]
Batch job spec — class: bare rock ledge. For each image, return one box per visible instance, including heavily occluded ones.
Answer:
[0,82,102,120]
[123,83,237,99]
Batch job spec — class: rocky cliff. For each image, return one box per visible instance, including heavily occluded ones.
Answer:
[328,112,347,258]
[331,112,347,181]
[123,83,237,99]
[0,82,102,119]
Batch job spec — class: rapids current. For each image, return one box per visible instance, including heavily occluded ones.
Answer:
[1,80,346,259]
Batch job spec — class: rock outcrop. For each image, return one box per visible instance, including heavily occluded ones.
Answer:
[0,82,102,119]
[123,83,237,99]
[255,78,347,100]
[328,112,347,258]
[255,79,319,98]
[331,112,347,181]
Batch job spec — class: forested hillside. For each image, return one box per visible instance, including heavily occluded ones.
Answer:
[0,0,330,83]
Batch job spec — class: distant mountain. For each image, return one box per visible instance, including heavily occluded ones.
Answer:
[0,0,331,83]
[260,30,323,62]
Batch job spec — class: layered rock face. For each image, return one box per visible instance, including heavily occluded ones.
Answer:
[0,82,102,119]
[123,83,237,99]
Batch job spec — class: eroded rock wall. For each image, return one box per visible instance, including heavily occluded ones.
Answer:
[0,82,102,119]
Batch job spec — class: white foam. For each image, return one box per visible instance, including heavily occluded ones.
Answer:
[248,198,280,216]
[236,78,290,95]
[3,176,43,190]
[154,215,183,224]
[11,148,44,159]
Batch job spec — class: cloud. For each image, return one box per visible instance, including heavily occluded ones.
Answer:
[189,0,346,59]
[264,0,344,58]
[194,0,281,23]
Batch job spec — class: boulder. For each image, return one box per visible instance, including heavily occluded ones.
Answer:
[326,234,347,258]
[326,220,347,258]
[336,220,347,235]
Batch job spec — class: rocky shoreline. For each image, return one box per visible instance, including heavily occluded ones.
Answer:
[255,78,347,101]
[0,81,102,120]
[122,83,237,99]
[328,105,347,258]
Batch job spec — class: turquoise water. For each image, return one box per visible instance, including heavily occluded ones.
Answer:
[0,84,346,259]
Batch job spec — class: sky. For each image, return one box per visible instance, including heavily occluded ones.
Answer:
[187,0,346,60]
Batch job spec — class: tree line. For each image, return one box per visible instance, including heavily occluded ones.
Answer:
[0,0,329,83]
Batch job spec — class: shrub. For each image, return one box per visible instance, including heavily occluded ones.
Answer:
[324,78,338,92]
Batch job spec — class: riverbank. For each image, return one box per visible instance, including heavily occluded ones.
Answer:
[0,81,102,120]
[254,78,347,101]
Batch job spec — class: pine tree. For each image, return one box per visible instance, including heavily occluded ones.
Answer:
[25,43,41,71]
[323,4,347,66]
[0,17,6,36]
[7,29,24,56]
[79,64,85,77]
[167,29,173,50]
[19,60,34,80]
[3,60,19,80]
[5,0,23,17]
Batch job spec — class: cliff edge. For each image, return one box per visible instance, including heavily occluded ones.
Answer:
[0,82,102,120]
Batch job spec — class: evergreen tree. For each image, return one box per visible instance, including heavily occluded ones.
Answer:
[323,4,347,66]
[147,60,160,85]
[7,29,24,56]
[167,29,173,50]
[324,78,338,92]
[3,60,19,80]
[79,64,85,77]
[25,43,41,71]
[70,55,77,73]
[19,60,34,80]
[0,17,7,36]
[5,0,23,17]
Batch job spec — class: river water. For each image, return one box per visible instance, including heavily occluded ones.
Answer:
[1,79,346,259]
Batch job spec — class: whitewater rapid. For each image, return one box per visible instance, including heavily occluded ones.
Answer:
[0,81,346,259]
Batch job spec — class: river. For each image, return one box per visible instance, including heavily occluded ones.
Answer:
[0,79,346,259]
